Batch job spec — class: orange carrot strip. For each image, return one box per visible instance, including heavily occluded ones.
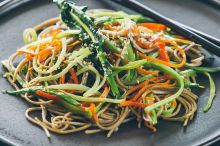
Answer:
[125,81,148,97]
[132,84,152,101]
[81,103,99,122]
[28,46,37,50]
[25,53,34,60]
[100,86,110,98]
[69,68,79,84]
[104,23,120,31]
[37,48,52,56]
[90,103,99,123]
[172,99,177,107]
[132,81,171,101]
[50,28,62,37]
[119,101,152,108]
[59,75,65,84]
[156,39,170,62]
[39,50,52,62]
[50,40,62,50]
[137,23,166,31]
[35,90,60,100]
[136,67,158,76]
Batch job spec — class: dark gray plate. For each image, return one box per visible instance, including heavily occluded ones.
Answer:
[0,0,220,146]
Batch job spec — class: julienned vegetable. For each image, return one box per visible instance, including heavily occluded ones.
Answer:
[203,72,216,112]
[2,0,220,138]
[55,0,120,98]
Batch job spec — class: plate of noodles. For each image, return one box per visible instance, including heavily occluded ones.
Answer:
[1,0,220,146]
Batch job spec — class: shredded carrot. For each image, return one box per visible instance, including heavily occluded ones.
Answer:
[38,48,52,56]
[131,27,140,36]
[17,40,62,62]
[155,38,170,62]
[49,28,62,37]
[125,81,148,97]
[81,103,99,123]
[132,84,151,101]
[38,50,52,62]
[50,40,62,50]
[25,53,33,60]
[172,99,177,107]
[132,81,171,101]
[119,101,152,108]
[163,74,173,80]
[137,23,166,31]
[104,23,120,31]
[145,97,155,105]
[136,67,158,76]
[59,75,65,84]
[138,40,186,68]
[65,68,78,94]
[90,103,99,123]
[69,68,78,84]
[28,46,37,50]
[173,39,191,44]
[35,90,60,100]
[100,86,110,98]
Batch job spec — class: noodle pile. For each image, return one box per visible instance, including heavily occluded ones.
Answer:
[2,0,218,138]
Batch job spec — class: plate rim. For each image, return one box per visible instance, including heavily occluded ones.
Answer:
[0,0,219,146]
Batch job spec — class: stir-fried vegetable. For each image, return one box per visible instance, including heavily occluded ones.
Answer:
[55,0,120,98]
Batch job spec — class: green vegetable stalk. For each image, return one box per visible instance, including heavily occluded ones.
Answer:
[111,58,184,113]
[144,62,184,113]
[54,0,120,98]
[203,72,216,112]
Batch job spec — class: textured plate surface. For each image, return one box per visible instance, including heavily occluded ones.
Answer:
[0,0,220,146]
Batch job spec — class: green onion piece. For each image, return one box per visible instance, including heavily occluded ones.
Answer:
[113,59,147,71]
[161,105,176,117]
[123,42,137,82]
[23,28,38,44]
[103,39,120,53]
[203,72,216,112]
[7,87,124,104]
[61,92,124,103]
[150,109,157,125]
[184,83,204,88]
[49,90,80,106]
[2,60,25,87]
[186,64,220,73]
[59,100,92,119]
[180,69,197,77]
